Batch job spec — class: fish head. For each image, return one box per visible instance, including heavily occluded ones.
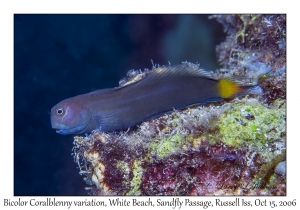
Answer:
[50,99,92,135]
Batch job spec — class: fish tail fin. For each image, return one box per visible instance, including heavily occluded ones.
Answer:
[218,78,263,99]
[244,85,263,95]
[218,78,244,98]
[243,68,271,96]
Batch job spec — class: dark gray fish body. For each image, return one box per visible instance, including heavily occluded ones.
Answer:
[51,64,260,134]
[86,74,219,131]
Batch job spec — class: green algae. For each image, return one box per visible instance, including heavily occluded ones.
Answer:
[150,134,185,159]
[218,100,285,149]
[126,160,143,196]
[253,149,286,189]
[235,15,260,44]
[116,161,131,188]
[116,161,130,172]
[171,116,181,127]
[250,15,259,24]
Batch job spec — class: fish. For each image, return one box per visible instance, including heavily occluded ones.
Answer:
[50,63,262,135]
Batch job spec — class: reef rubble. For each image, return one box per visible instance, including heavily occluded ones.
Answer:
[72,14,286,196]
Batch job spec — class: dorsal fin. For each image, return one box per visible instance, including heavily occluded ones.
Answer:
[131,63,216,86]
[87,63,217,95]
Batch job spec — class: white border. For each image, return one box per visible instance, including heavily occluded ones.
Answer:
[1,0,298,210]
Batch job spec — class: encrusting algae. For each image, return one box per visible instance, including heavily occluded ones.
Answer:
[71,14,286,195]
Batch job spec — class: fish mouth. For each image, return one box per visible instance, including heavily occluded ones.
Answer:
[54,117,91,135]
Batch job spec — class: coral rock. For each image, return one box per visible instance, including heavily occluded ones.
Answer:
[72,14,286,196]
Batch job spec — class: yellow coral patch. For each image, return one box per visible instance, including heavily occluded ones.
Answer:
[218,79,242,98]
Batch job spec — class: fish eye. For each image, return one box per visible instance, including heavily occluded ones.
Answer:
[56,108,64,115]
